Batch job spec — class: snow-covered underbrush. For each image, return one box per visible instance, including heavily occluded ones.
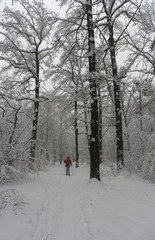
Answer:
[0,189,28,214]
[0,164,27,184]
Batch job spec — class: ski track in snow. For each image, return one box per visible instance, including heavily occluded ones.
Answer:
[25,191,60,240]
[16,166,94,240]
[15,177,63,240]
[0,164,155,240]
[57,177,94,240]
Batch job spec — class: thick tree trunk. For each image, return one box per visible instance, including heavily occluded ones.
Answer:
[29,47,40,169]
[86,0,100,181]
[74,92,79,168]
[45,102,50,163]
[29,83,39,169]
[139,87,143,131]
[98,87,103,164]
[108,25,124,171]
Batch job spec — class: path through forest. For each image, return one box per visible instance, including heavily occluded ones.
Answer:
[0,164,155,240]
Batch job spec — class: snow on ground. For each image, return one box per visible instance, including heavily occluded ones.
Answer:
[0,164,155,240]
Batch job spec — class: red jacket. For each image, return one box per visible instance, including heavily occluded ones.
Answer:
[64,157,72,167]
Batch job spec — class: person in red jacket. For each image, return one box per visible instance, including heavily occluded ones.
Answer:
[64,156,72,176]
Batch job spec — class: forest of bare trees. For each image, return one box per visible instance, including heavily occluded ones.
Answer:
[0,0,155,182]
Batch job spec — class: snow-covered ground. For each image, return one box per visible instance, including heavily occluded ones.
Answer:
[0,164,155,240]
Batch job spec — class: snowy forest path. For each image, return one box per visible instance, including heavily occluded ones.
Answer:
[57,168,94,240]
[20,164,94,240]
[1,164,155,240]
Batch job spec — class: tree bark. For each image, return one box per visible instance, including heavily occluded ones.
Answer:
[86,0,100,180]
[108,24,124,171]
[75,91,79,167]
[59,117,63,164]
[98,87,103,164]
[29,46,40,169]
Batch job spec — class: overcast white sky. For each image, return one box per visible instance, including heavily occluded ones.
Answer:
[0,0,64,15]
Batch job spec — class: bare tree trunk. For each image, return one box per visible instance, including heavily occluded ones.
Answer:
[9,106,21,146]
[83,95,91,156]
[7,105,21,166]
[98,87,103,164]
[29,47,40,169]
[86,0,100,180]
[108,24,124,171]
[29,87,39,168]
[137,84,144,155]
[75,91,79,167]
[51,118,57,165]
[45,102,50,163]
[59,117,63,164]
[53,141,56,165]
[139,87,143,131]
